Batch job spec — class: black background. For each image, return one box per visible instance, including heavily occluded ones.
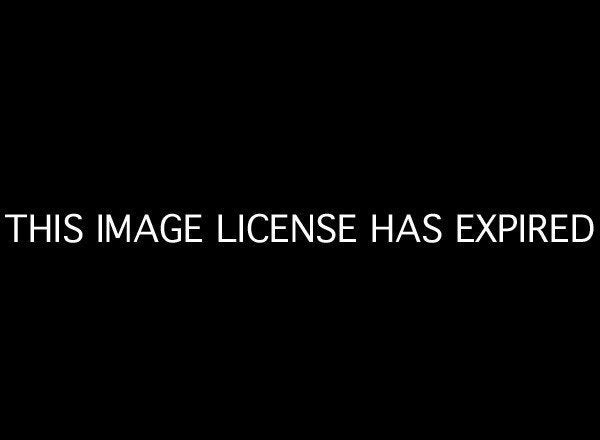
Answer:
[1,6,597,434]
